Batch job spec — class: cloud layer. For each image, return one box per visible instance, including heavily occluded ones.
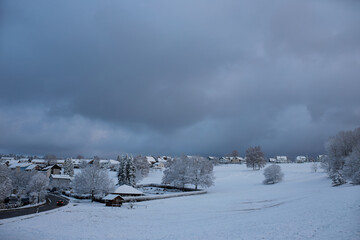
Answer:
[1,0,359,157]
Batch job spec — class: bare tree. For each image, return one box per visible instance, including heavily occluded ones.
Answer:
[246,146,266,170]
[263,164,284,184]
[232,150,239,158]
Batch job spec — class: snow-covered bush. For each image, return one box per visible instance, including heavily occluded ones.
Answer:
[311,162,319,172]
[263,164,284,184]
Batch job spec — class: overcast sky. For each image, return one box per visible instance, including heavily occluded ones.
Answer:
[0,0,359,158]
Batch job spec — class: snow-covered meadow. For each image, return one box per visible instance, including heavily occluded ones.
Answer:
[1,163,359,240]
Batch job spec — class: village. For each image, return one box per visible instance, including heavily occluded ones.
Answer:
[0,153,325,209]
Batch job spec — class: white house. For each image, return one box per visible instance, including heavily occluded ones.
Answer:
[296,156,307,163]
[276,156,288,163]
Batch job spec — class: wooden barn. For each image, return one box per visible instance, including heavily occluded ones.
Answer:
[103,194,124,207]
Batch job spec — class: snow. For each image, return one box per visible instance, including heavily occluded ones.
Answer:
[112,185,144,195]
[0,163,359,240]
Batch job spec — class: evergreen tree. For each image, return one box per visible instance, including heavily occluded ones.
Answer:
[117,155,128,186]
[63,159,74,177]
[126,155,136,187]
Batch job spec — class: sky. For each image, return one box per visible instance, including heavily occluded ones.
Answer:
[0,0,359,158]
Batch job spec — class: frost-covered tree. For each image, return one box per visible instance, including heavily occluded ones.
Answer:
[133,155,150,183]
[63,159,74,176]
[246,146,266,170]
[0,165,13,205]
[323,127,360,185]
[343,147,360,184]
[72,164,114,201]
[27,173,49,203]
[187,156,214,190]
[117,155,128,185]
[9,170,34,191]
[263,164,284,184]
[162,156,190,189]
[126,155,136,187]
[117,155,137,186]
[162,156,214,190]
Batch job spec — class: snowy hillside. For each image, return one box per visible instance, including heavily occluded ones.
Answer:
[1,163,359,240]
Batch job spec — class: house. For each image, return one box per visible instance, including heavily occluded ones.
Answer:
[296,156,307,163]
[56,159,65,166]
[112,185,144,197]
[219,157,231,164]
[31,159,47,167]
[9,162,32,172]
[108,159,120,171]
[269,158,277,163]
[231,157,245,164]
[42,164,62,177]
[146,156,156,165]
[103,194,124,207]
[18,158,30,163]
[49,174,72,190]
[25,164,41,172]
[276,156,288,163]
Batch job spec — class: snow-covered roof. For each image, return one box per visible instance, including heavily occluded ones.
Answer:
[108,160,120,165]
[50,174,72,180]
[32,159,46,164]
[157,158,167,163]
[103,194,123,201]
[9,162,31,169]
[113,185,144,195]
[25,164,39,170]
[146,156,156,163]
[43,164,61,170]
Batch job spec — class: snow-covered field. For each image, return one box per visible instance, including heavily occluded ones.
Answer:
[1,163,359,240]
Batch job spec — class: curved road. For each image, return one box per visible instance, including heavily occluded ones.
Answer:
[0,194,69,219]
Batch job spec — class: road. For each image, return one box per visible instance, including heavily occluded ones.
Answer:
[0,194,69,219]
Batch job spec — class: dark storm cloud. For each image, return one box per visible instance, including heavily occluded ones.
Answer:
[0,0,359,157]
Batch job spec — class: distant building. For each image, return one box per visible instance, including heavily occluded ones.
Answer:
[9,162,32,172]
[42,164,62,178]
[276,156,288,163]
[296,156,307,163]
[49,174,72,190]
